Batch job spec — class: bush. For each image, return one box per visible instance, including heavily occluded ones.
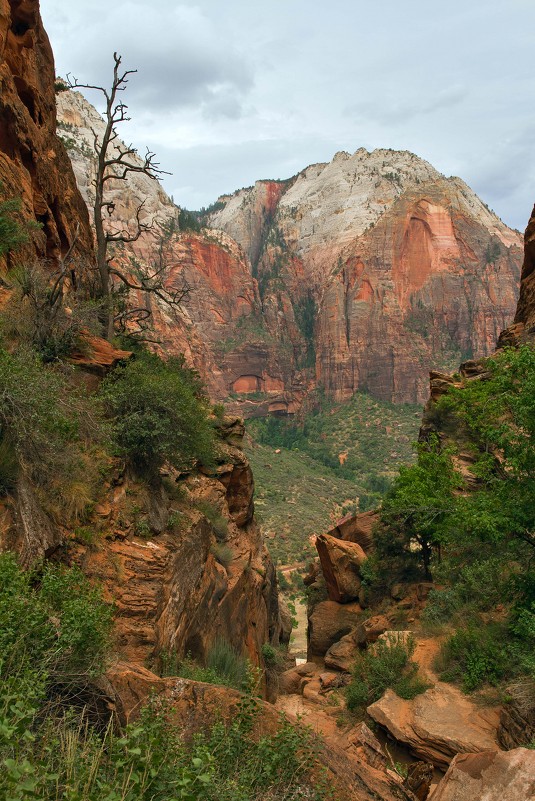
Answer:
[99,351,215,475]
[198,500,229,540]
[438,625,511,692]
[211,543,233,568]
[346,633,429,712]
[0,552,112,692]
[0,345,107,522]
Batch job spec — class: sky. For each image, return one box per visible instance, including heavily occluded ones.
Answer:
[40,0,535,230]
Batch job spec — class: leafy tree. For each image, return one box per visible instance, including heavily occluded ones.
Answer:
[99,351,215,474]
[378,437,459,579]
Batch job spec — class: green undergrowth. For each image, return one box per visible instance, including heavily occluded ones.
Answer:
[0,553,326,801]
[163,639,248,690]
[345,633,430,712]
[246,391,420,563]
[370,346,535,700]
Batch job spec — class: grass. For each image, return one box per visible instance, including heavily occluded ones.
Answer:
[246,391,421,563]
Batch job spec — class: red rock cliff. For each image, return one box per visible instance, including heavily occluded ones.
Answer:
[0,0,92,265]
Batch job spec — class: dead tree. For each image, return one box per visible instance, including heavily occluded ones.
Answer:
[67,53,188,339]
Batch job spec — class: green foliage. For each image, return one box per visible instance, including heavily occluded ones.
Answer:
[99,351,215,474]
[376,436,460,580]
[346,633,429,712]
[437,625,510,691]
[176,639,248,691]
[261,643,283,669]
[0,345,106,522]
[0,193,34,257]
[0,552,111,692]
[211,543,233,568]
[197,500,229,540]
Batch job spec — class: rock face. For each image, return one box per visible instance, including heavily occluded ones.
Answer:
[308,599,363,657]
[73,419,282,670]
[429,748,535,801]
[499,202,535,345]
[367,684,500,769]
[57,88,522,412]
[209,150,522,407]
[0,1,92,266]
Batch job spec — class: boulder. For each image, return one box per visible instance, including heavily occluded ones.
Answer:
[326,510,378,552]
[355,614,390,646]
[316,533,367,603]
[279,668,307,695]
[368,684,500,769]
[429,748,535,801]
[324,629,359,672]
[308,600,363,657]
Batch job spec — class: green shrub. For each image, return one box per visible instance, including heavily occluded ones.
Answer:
[346,633,429,712]
[175,639,247,691]
[197,499,229,540]
[211,543,233,568]
[206,638,248,689]
[99,351,215,475]
[438,624,510,692]
[0,193,35,257]
[0,346,107,523]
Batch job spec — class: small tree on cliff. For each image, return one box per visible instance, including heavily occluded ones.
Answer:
[67,53,189,338]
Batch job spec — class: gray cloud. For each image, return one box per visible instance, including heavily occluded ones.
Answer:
[41,0,535,230]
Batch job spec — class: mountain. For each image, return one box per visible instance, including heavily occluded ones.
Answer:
[56,90,522,412]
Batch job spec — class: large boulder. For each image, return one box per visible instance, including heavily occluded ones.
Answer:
[325,510,378,552]
[429,748,535,801]
[316,533,367,603]
[324,629,359,672]
[308,600,363,657]
[368,684,500,769]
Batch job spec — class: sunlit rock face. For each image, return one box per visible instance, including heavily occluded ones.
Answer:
[210,150,522,406]
[58,87,522,410]
[0,0,93,267]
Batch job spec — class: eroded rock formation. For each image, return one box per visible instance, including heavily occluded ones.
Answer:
[0,0,92,265]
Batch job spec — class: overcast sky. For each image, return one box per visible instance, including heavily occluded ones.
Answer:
[41,0,534,230]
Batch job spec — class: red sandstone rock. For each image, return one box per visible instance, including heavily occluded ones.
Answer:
[316,532,367,603]
[326,509,378,552]
[308,599,363,657]
[367,684,500,769]
[0,1,93,268]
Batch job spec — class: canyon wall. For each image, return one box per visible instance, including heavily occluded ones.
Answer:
[58,87,522,411]
[0,0,92,266]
